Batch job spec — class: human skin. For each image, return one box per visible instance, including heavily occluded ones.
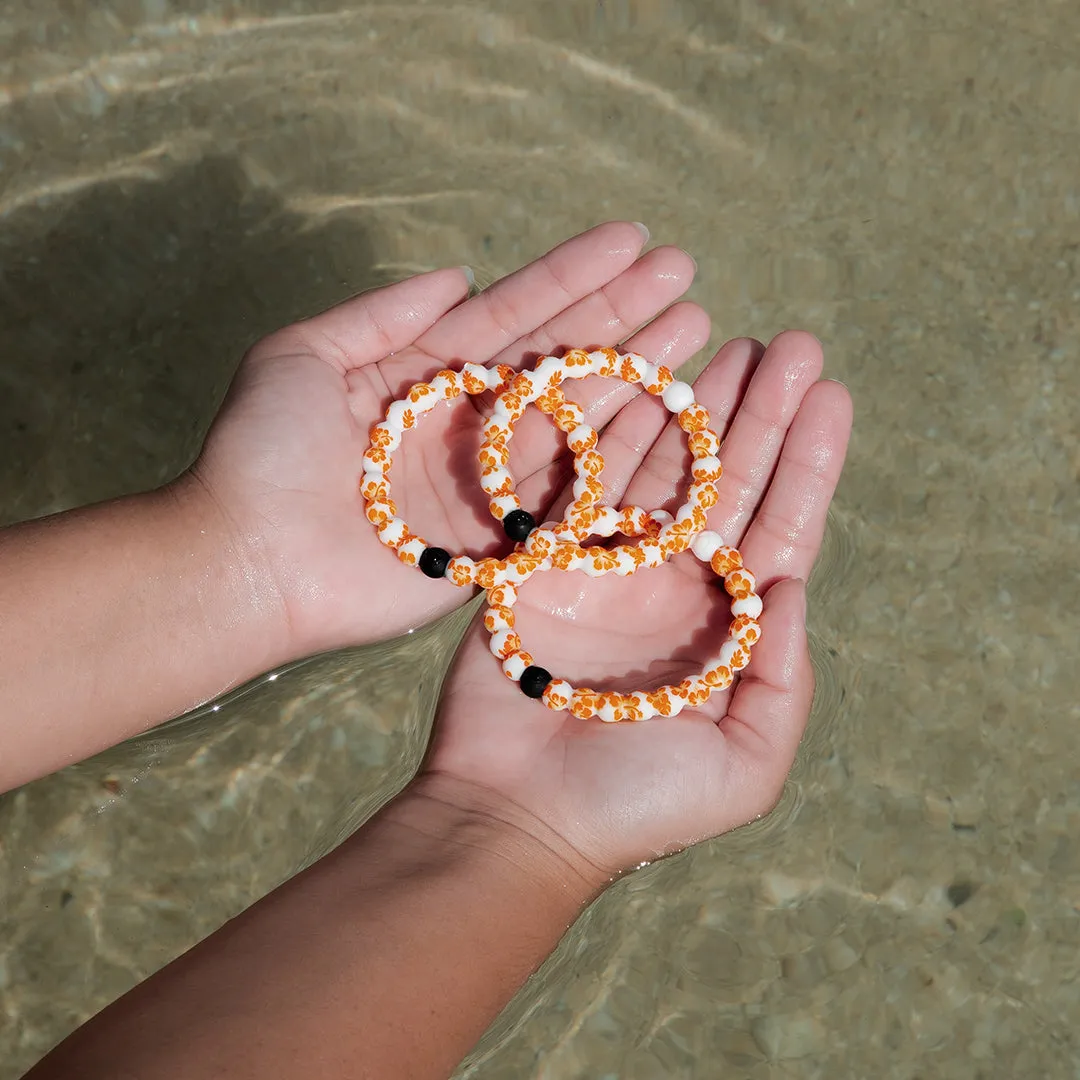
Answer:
[12,222,852,1078]
[1,221,700,791]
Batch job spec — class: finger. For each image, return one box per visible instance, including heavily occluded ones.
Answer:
[701,330,824,544]
[717,578,814,814]
[587,336,765,516]
[736,378,853,587]
[271,267,473,373]
[418,220,650,362]
[515,301,711,517]
[492,245,697,500]
[489,243,697,380]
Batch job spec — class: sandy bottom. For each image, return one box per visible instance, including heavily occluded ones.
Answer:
[1,2,1078,1076]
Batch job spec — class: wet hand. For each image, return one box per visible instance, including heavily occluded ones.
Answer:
[179,222,704,657]
[425,331,853,883]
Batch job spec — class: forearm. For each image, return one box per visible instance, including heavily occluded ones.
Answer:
[0,477,291,792]
[26,775,601,1080]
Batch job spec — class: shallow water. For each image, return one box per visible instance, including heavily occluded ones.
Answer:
[2,1,1078,1076]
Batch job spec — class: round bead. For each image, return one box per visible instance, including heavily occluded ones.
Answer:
[690,530,725,563]
[418,546,451,579]
[661,380,695,413]
[519,665,553,699]
[503,508,537,542]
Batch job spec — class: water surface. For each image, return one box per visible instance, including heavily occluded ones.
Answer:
[1,2,1078,1076]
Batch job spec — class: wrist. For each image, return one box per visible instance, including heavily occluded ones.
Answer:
[156,471,297,683]
[382,772,610,908]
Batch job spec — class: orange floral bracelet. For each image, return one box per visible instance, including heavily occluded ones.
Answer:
[362,348,762,719]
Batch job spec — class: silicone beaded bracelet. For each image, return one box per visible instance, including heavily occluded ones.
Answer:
[476,348,723,576]
[362,362,522,586]
[484,530,763,720]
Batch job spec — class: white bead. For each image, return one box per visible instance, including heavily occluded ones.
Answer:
[398,537,425,564]
[648,509,674,528]
[690,482,717,507]
[590,506,622,537]
[664,694,687,717]
[502,559,538,585]
[717,640,738,670]
[684,676,709,701]
[567,424,597,453]
[641,539,665,567]
[489,494,520,519]
[489,629,514,659]
[480,467,513,496]
[676,504,701,525]
[385,400,412,431]
[485,606,513,632]
[366,500,395,523]
[690,530,725,563]
[486,366,512,391]
[661,380,695,413]
[447,555,476,582]
[586,350,610,374]
[524,528,558,556]
[620,353,646,382]
[558,547,585,570]
[546,679,573,704]
[412,392,442,416]
[581,556,608,578]
[597,699,618,723]
[692,454,723,481]
[708,666,733,691]
[503,652,528,680]
[638,362,659,388]
[697,431,721,456]
[377,517,407,547]
[461,362,489,384]
[732,594,764,619]
[613,549,638,576]
[360,474,387,500]
[537,355,565,381]
[429,373,457,398]
[658,523,681,548]
[371,423,400,451]
[362,450,390,474]
[735,569,757,592]
[629,692,656,720]
[571,476,595,503]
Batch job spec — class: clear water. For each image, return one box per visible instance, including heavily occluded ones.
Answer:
[2,2,1078,1076]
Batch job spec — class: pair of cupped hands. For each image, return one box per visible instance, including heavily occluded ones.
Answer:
[187,221,851,886]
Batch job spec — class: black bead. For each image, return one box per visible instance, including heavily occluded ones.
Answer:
[503,509,537,543]
[418,546,451,579]
[519,665,552,699]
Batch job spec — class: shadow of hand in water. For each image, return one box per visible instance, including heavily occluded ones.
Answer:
[0,153,383,524]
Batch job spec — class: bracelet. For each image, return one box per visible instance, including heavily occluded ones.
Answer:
[363,347,764,720]
[361,362,520,586]
[483,529,762,719]
[477,348,723,576]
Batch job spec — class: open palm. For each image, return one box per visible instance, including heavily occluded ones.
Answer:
[428,331,852,878]
[190,222,707,659]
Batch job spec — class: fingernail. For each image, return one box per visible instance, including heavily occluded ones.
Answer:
[632,221,650,243]
[459,265,476,288]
